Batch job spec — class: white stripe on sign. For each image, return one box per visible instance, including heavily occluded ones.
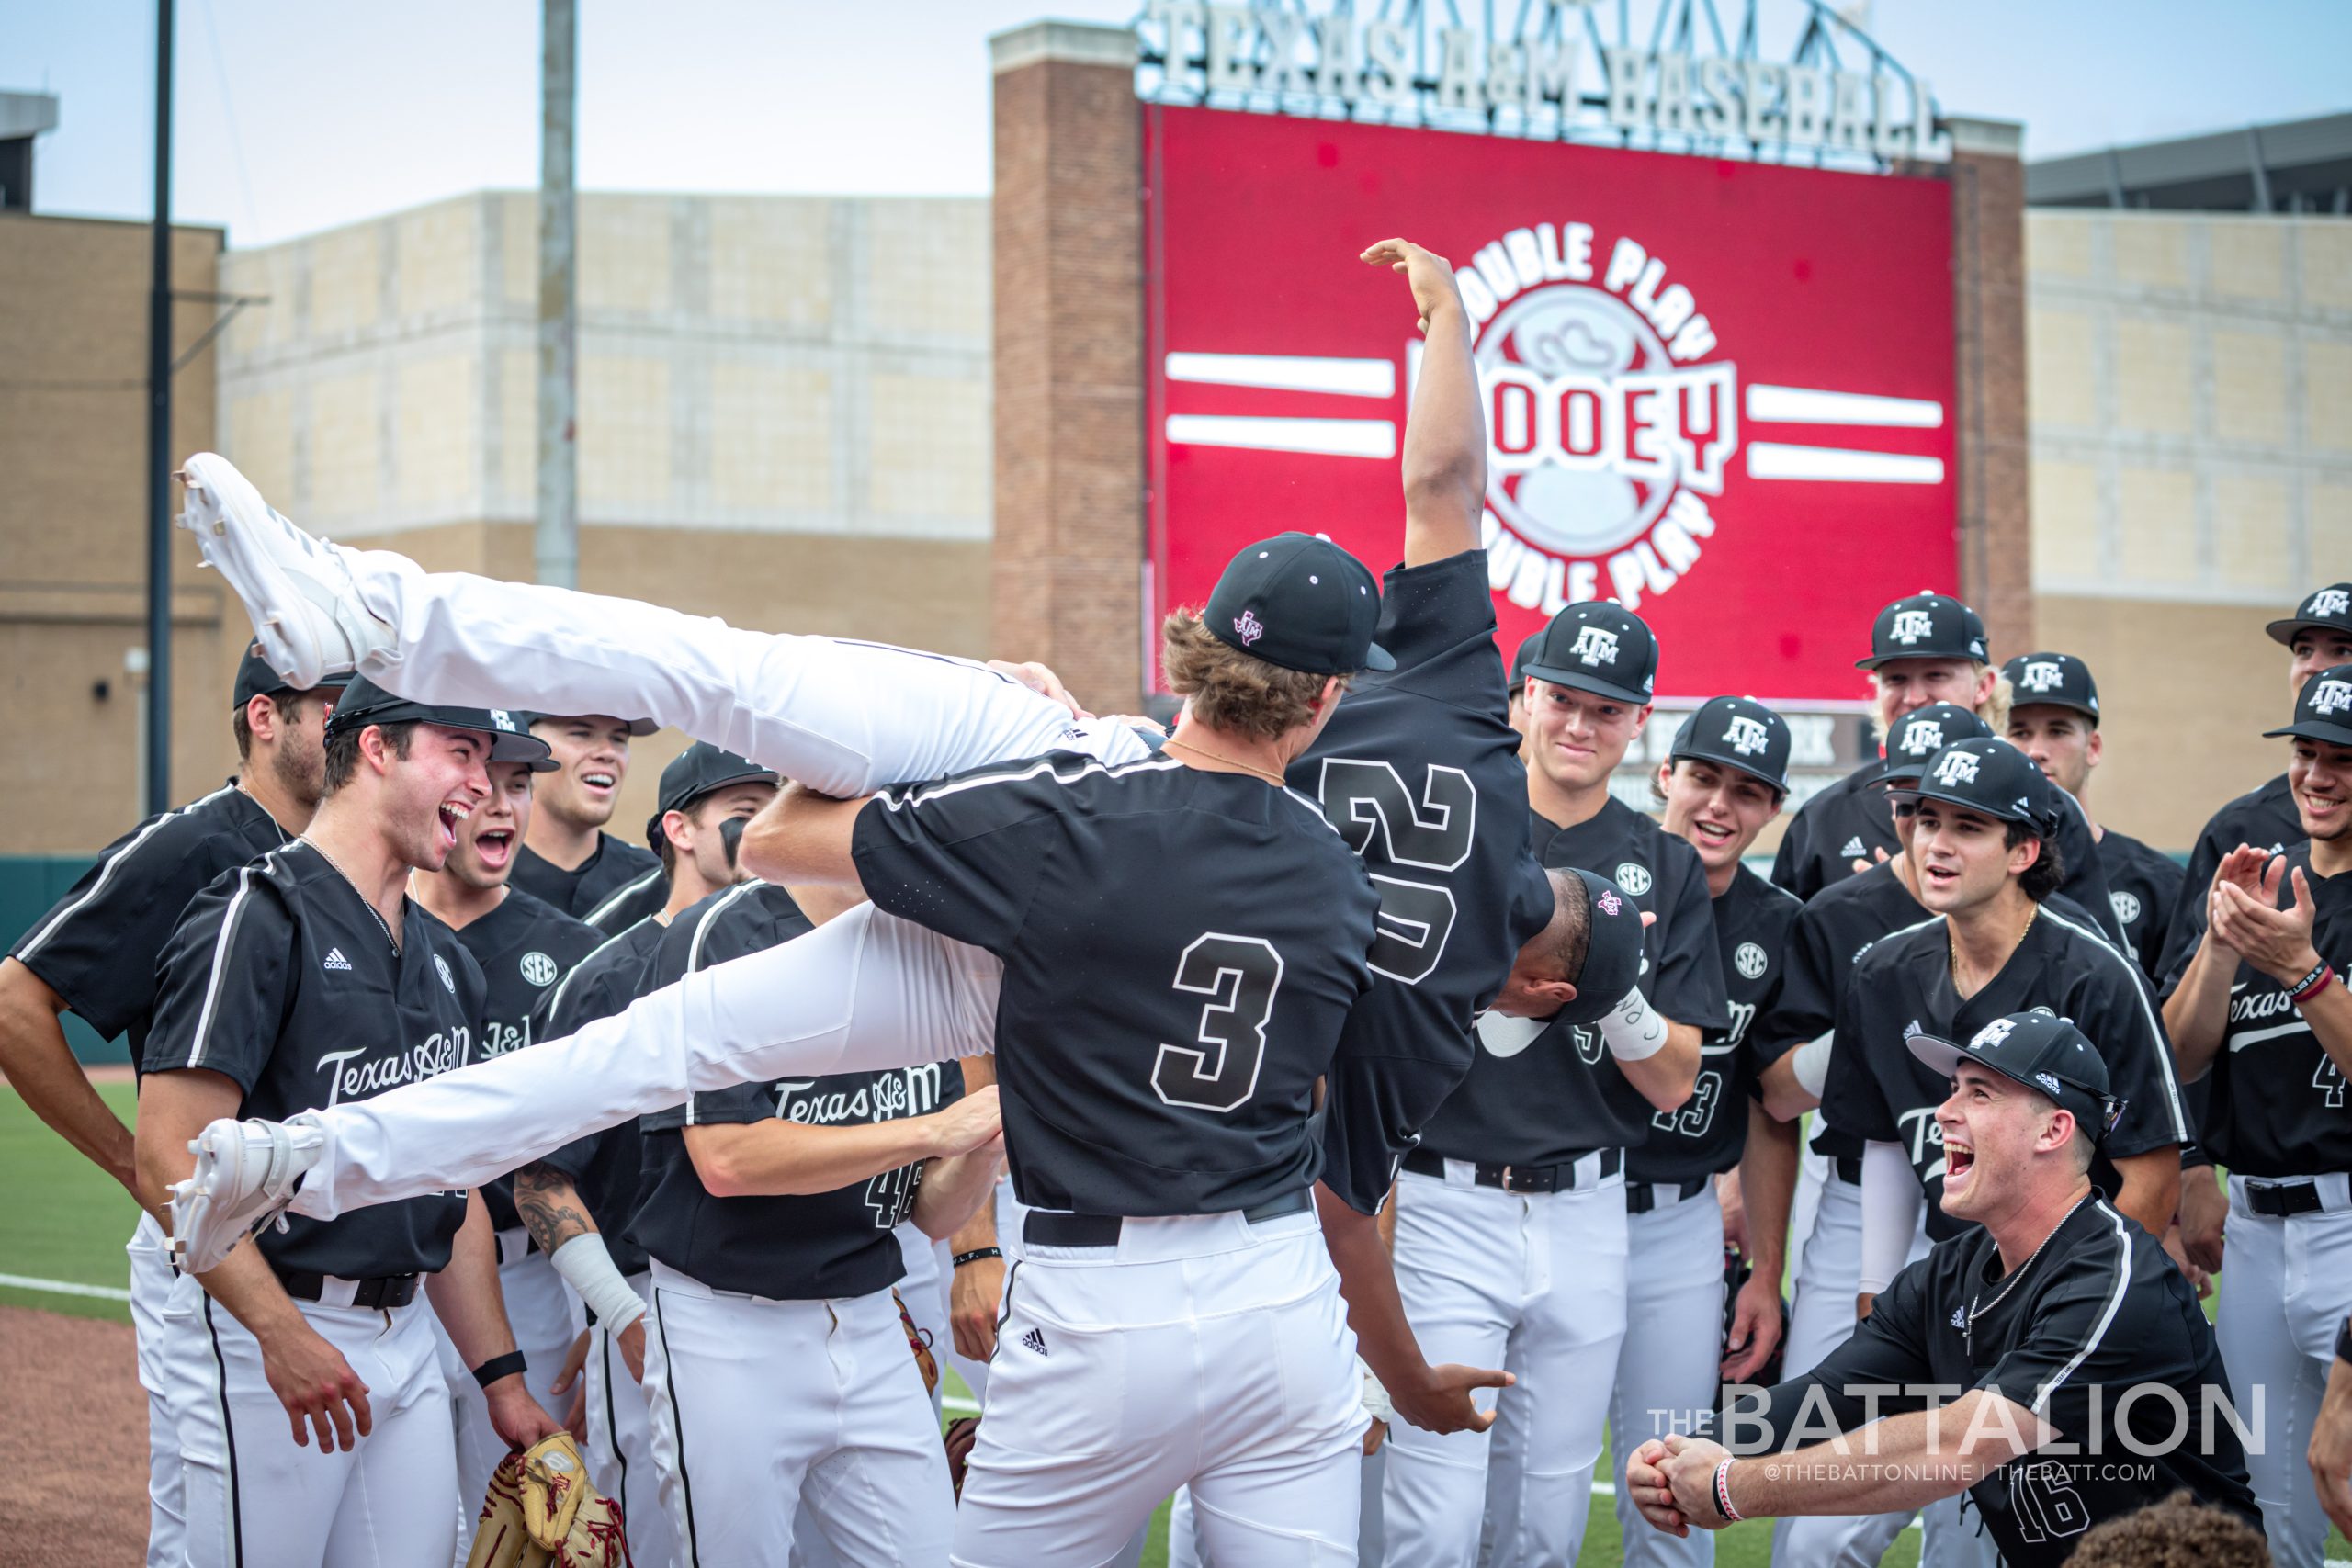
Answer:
[1166,414,1396,459]
[0,1271,132,1303]
[1745,443,1947,484]
[1165,353,1396,399]
[1745,385,1946,428]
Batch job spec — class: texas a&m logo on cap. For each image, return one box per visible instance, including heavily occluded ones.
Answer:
[2315,678,2352,716]
[1930,749,1980,787]
[2313,588,2351,619]
[2018,660,2065,694]
[1900,719,1946,756]
[1724,714,1770,756]
[1571,625,1621,667]
[1971,1017,2016,1051]
[1891,608,1936,645]
[1233,610,1265,647]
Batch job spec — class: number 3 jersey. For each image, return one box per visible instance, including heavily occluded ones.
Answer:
[854,751,1380,1219]
[631,880,965,1301]
[2159,844,2352,1177]
[1287,549,1557,1213]
[1715,1197,2256,1565]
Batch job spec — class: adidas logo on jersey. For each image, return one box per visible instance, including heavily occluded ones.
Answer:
[322,947,354,972]
[1840,836,1866,858]
[1021,1327,1049,1357]
[1951,1306,1967,1330]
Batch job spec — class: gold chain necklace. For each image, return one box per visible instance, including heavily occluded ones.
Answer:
[1950,902,2036,991]
[1162,736,1288,788]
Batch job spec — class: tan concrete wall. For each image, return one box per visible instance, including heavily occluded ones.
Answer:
[0,213,237,852]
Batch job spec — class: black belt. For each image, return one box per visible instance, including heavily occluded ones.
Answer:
[1624,1177,1712,1215]
[1834,1156,1863,1186]
[1023,1190,1312,1248]
[1399,1147,1623,1194]
[275,1268,420,1310]
[2245,1179,2330,1218]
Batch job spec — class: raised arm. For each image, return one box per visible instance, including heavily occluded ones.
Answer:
[1363,239,1486,568]
[739,782,869,887]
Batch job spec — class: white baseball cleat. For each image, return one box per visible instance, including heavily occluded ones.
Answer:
[168,1115,326,1273]
[175,452,391,691]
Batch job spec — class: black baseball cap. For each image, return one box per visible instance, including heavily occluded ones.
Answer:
[520,710,660,739]
[2263,664,2352,749]
[1510,632,1542,693]
[1890,736,2052,833]
[1874,703,1993,786]
[2002,651,2099,725]
[2266,583,2352,648]
[232,642,349,710]
[1555,867,1648,1026]
[1204,534,1393,676]
[646,742,780,850]
[1669,696,1791,794]
[1907,1010,2120,1141]
[1857,592,1989,671]
[1521,603,1658,705]
[323,675,556,770]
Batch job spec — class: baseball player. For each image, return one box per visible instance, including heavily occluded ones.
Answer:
[403,736,603,1532]
[1506,631,1539,735]
[509,740,777,1568]
[1621,694,1804,1568]
[1625,1011,2259,1565]
[2002,650,2183,985]
[132,677,563,1567]
[1382,597,1723,1568]
[2160,664,2352,1566]
[509,710,665,933]
[628,874,999,1566]
[0,645,344,1568]
[2310,1310,2352,1540]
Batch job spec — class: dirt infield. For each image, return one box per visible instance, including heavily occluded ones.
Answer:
[0,1305,147,1565]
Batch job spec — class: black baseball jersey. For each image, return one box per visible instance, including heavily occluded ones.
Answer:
[1288,550,1555,1213]
[512,832,664,926]
[143,843,484,1279]
[1709,1197,2257,1564]
[447,888,604,1233]
[2095,828,2185,986]
[1773,759,2126,946]
[581,866,667,937]
[635,881,962,1300]
[1631,865,1800,1183]
[9,782,289,1064]
[1820,905,2188,1241]
[853,752,1379,1216]
[2159,846,2352,1177]
[1419,799,1730,1168]
[527,915,673,1277]
[2154,773,2300,989]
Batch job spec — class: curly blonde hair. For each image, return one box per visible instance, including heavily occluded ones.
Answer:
[1161,611,1346,740]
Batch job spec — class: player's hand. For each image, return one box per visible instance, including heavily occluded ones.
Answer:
[987,660,1092,722]
[1855,1291,1876,1322]
[951,1253,1006,1361]
[2160,1223,2212,1299]
[924,1085,1004,1159]
[1360,238,1463,334]
[2211,856,2322,987]
[484,1375,565,1451]
[257,1318,373,1452]
[2179,1166,2227,1276]
[1659,1433,1738,1531]
[616,1317,648,1384]
[1390,1359,1514,1436]
[1723,1269,1784,1383]
[1626,1438,1690,1537]
[563,1377,588,1443]
[1362,1417,1389,1457]
[1849,844,1893,876]
[549,1327,594,1438]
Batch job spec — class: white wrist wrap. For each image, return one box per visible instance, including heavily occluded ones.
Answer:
[1792,1032,1834,1099]
[550,1234,646,1336]
[1359,1358,1394,1424]
[1599,987,1668,1062]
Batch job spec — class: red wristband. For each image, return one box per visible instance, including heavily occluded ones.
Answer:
[1713,1458,1744,1522]
[2291,963,2336,1007]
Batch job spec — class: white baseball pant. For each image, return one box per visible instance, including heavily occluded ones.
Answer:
[160,1271,458,1568]
[639,1264,956,1568]
[582,1270,673,1568]
[1168,1449,1387,1568]
[956,1209,1364,1567]
[2217,1176,2352,1568]
[129,1213,187,1568]
[1380,1162,1628,1568]
[1607,1183,1729,1568]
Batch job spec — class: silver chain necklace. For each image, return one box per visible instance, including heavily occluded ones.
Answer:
[1966,1194,2091,1350]
[300,837,401,954]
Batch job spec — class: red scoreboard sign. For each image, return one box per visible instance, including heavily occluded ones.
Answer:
[1144,104,1958,705]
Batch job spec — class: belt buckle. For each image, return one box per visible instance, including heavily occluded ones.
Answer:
[1498,1165,1513,1191]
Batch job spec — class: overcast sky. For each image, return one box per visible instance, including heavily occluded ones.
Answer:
[5,0,2346,248]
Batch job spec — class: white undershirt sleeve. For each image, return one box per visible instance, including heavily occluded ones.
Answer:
[1857,1139,1923,1296]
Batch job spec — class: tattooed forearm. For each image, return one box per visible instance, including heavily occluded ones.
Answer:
[514,1162,598,1255]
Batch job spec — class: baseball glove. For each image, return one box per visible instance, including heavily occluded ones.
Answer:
[465,1433,632,1568]
[893,1287,940,1395]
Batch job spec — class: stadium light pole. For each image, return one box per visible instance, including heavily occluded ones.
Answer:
[536,0,578,588]
[144,0,175,817]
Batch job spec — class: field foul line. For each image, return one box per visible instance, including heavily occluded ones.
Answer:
[0,1269,132,1303]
